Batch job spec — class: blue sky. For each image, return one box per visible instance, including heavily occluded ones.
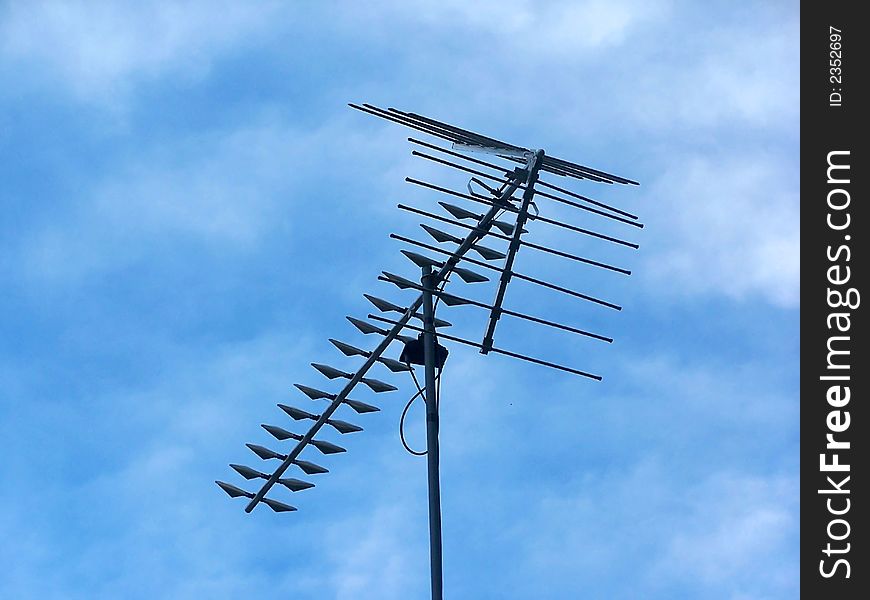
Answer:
[0,2,799,598]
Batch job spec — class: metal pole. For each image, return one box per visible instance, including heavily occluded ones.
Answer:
[421,264,443,600]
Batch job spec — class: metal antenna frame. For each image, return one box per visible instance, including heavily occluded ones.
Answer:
[482,149,543,354]
[241,154,533,516]
[217,104,641,600]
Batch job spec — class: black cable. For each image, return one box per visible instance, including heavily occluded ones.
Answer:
[435,365,441,412]
[401,362,427,455]
[399,361,444,455]
[432,270,451,313]
[400,386,427,455]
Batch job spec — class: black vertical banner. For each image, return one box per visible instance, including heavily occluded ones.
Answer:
[802,2,867,598]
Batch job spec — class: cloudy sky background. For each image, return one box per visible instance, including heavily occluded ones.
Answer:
[0,1,798,598]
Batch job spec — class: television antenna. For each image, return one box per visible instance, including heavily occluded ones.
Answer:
[217,104,642,600]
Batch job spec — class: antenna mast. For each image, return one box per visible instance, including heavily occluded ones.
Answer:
[217,103,642,600]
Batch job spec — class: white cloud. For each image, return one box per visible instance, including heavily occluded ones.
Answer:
[375,0,668,54]
[652,471,799,592]
[510,461,798,598]
[15,112,401,285]
[622,21,799,132]
[322,504,422,600]
[0,1,279,104]
[0,331,320,599]
[338,0,665,48]
[641,153,799,307]
[18,124,287,282]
